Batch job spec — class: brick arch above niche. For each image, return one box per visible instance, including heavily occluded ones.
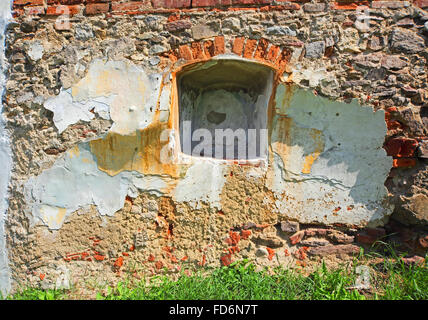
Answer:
[158,36,292,75]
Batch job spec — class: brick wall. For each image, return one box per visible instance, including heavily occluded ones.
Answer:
[11,0,428,18]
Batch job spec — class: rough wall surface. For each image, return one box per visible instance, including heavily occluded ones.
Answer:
[1,0,427,294]
[0,0,13,296]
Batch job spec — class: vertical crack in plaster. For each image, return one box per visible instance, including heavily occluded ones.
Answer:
[0,0,13,296]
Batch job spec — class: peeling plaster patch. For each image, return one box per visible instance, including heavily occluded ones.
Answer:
[127,174,171,198]
[291,64,329,87]
[25,144,173,229]
[0,0,12,296]
[173,161,227,210]
[44,89,113,133]
[25,145,130,229]
[45,59,162,135]
[268,85,393,226]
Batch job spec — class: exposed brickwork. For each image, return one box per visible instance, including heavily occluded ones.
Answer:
[46,4,82,15]
[16,0,411,17]
[85,3,109,15]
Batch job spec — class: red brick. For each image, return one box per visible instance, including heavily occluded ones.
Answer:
[385,138,418,157]
[111,1,147,12]
[266,3,301,10]
[304,228,329,237]
[276,47,292,70]
[178,45,193,60]
[307,244,360,256]
[213,36,225,55]
[254,38,269,61]
[401,255,425,266]
[152,0,191,8]
[234,0,271,5]
[191,42,206,60]
[220,253,232,266]
[356,228,386,245]
[24,6,46,15]
[266,247,275,260]
[13,9,24,17]
[14,0,44,6]
[192,0,231,6]
[386,120,403,131]
[203,40,215,58]
[240,229,251,240]
[414,0,428,8]
[232,37,245,56]
[393,158,417,168]
[371,1,410,9]
[334,1,368,10]
[193,0,271,5]
[243,39,257,59]
[294,247,308,260]
[46,5,81,15]
[165,19,192,32]
[85,3,109,15]
[265,44,280,63]
[289,230,305,245]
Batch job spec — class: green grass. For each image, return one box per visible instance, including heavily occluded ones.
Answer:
[6,253,427,300]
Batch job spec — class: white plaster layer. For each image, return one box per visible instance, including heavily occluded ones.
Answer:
[45,59,162,135]
[0,0,13,296]
[173,160,227,210]
[268,85,393,226]
[25,144,176,229]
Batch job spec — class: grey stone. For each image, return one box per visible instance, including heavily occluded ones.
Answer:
[369,35,385,51]
[390,28,425,54]
[366,68,387,81]
[417,140,428,159]
[301,239,330,247]
[305,41,325,59]
[149,44,167,55]
[165,20,192,32]
[353,53,382,68]
[266,26,297,37]
[280,220,299,233]
[380,55,407,70]
[303,3,326,12]
[255,247,268,257]
[222,18,241,31]
[253,235,284,248]
[134,230,148,249]
[393,194,428,226]
[20,21,37,33]
[74,24,94,41]
[191,25,217,40]
[149,56,160,66]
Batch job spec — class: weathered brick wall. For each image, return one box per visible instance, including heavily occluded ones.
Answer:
[1,0,427,295]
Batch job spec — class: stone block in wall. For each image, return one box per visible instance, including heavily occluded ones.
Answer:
[417,140,428,159]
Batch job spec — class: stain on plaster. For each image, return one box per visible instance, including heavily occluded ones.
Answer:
[268,84,393,226]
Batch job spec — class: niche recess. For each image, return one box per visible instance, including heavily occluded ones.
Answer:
[177,58,274,160]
